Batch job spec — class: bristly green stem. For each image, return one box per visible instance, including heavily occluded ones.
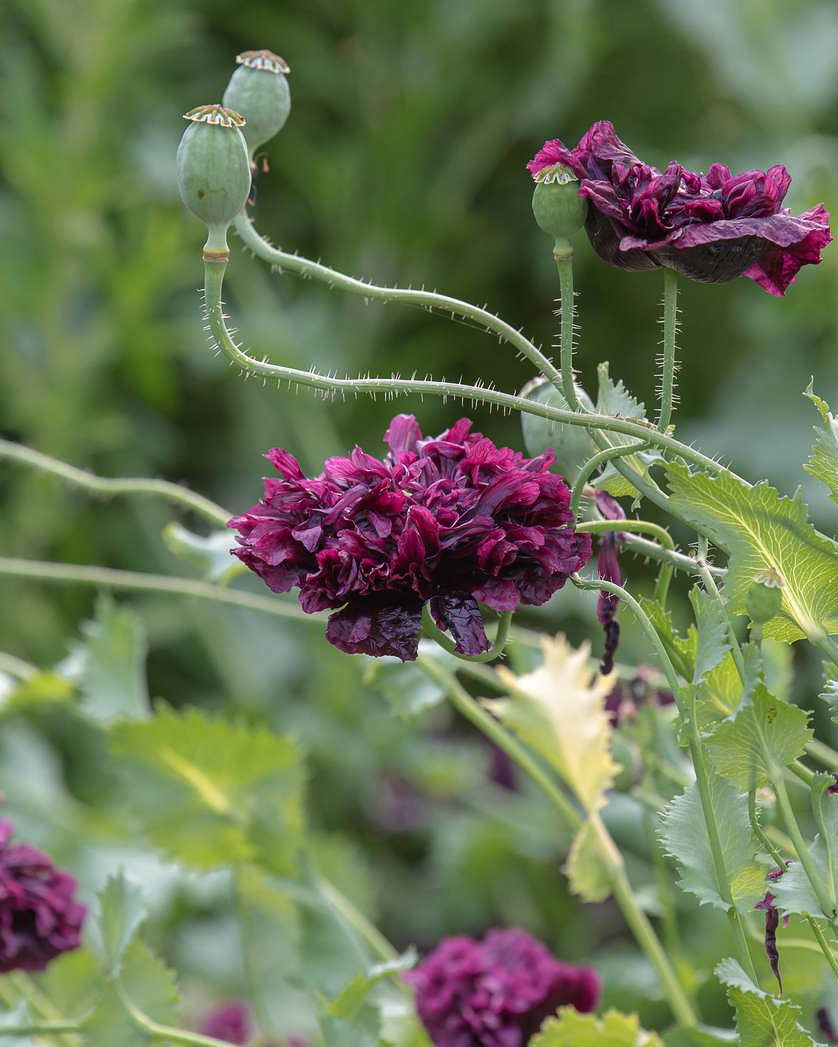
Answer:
[553,241,579,411]
[417,654,697,1026]
[570,444,647,517]
[775,775,836,919]
[0,438,231,527]
[420,605,512,663]
[657,269,679,432]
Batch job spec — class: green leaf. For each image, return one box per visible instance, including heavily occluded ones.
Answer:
[666,463,838,643]
[162,522,243,584]
[109,705,305,873]
[772,779,838,919]
[489,635,617,811]
[84,939,180,1046]
[691,644,761,732]
[565,818,611,903]
[689,587,731,683]
[364,645,447,719]
[90,871,147,977]
[40,948,101,1018]
[0,1001,33,1047]
[377,985,433,1047]
[637,597,693,680]
[658,775,764,911]
[663,1028,738,1046]
[329,950,417,1020]
[819,674,838,725]
[595,363,660,499]
[705,686,812,790]
[532,1007,663,1045]
[62,595,149,723]
[715,957,817,1045]
[803,380,838,507]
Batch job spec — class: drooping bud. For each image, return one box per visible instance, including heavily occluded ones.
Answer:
[520,376,596,482]
[745,567,784,625]
[176,105,251,259]
[531,163,588,241]
[223,49,291,157]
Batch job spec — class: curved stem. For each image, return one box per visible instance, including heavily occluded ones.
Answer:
[0,1024,80,1038]
[0,438,231,527]
[570,444,648,517]
[420,605,512,663]
[775,776,836,918]
[120,992,237,1046]
[657,269,679,432]
[316,875,400,964]
[202,256,742,481]
[809,919,838,984]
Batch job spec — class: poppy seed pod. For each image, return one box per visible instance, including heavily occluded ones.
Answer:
[531,163,588,240]
[223,50,291,156]
[177,105,251,257]
[520,376,596,482]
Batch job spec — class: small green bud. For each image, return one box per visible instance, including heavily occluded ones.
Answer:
[520,377,597,482]
[531,163,588,240]
[745,568,784,625]
[222,49,291,156]
[177,105,251,258]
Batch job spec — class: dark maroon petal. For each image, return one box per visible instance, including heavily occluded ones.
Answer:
[744,204,832,295]
[384,414,422,456]
[325,597,422,661]
[430,595,490,656]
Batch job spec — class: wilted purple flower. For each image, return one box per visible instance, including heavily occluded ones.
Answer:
[0,820,86,974]
[605,669,675,727]
[755,891,782,993]
[594,491,625,674]
[404,927,601,1046]
[528,121,831,295]
[200,1000,250,1044]
[230,416,591,661]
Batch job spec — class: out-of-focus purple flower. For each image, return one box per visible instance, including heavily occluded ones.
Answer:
[230,416,591,662]
[527,121,831,295]
[487,741,518,792]
[0,820,86,974]
[817,1007,838,1042]
[605,668,674,727]
[755,892,782,993]
[405,927,600,1046]
[200,1000,250,1044]
[594,491,625,675]
[372,774,427,834]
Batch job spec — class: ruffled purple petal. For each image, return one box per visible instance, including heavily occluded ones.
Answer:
[325,597,422,661]
[430,594,490,656]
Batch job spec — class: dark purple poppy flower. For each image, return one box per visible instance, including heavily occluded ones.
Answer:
[230,416,591,661]
[200,1000,250,1044]
[594,491,625,675]
[0,820,86,974]
[528,121,831,295]
[404,928,600,1046]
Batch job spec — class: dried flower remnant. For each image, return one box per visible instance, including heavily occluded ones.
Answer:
[528,121,831,294]
[405,928,601,1046]
[0,820,86,973]
[230,415,591,661]
[594,491,625,674]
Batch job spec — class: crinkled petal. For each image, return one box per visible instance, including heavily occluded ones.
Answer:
[430,594,490,655]
[325,597,422,661]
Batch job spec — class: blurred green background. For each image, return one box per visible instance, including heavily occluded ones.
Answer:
[1,0,837,1035]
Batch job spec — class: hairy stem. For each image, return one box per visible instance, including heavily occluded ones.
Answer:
[570,444,647,517]
[553,243,579,411]
[775,776,836,919]
[657,269,679,432]
[420,605,512,663]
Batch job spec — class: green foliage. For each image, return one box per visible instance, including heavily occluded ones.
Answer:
[688,587,731,683]
[109,705,305,872]
[90,871,148,977]
[565,818,612,904]
[162,522,244,585]
[667,464,838,642]
[705,686,812,790]
[771,780,838,919]
[658,776,764,911]
[328,950,417,1020]
[532,1007,663,1045]
[803,381,838,507]
[594,364,662,498]
[715,958,818,1045]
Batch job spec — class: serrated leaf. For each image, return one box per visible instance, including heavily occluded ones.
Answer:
[329,950,417,1020]
[692,644,763,732]
[377,985,433,1047]
[820,675,838,725]
[689,587,731,683]
[772,782,838,920]
[658,775,764,911]
[162,522,243,584]
[40,947,101,1018]
[637,597,693,680]
[595,363,659,499]
[489,635,617,811]
[91,872,147,977]
[803,381,838,507]
[109,706,305,873]
[565,818,611,903]
[84,939,180,1046]
[715,958,817,1045]
[532,1006,663,1045]
[666,463,838,643]
[0,1001,33,1046]
[705,686,812,790]
[59,595,149,723]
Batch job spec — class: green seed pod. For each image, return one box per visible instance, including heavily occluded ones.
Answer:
[520,376,597,482]
[532,163,588,240]
[177,105,251,257]
[745,568,784,625]
[222,49,291,156]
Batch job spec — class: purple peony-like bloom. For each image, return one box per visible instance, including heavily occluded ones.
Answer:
[0,820,86,974]
[405,928,601,1046]
[199,1000,251,1044]
[230,416,591,661]
[528,121,831,295]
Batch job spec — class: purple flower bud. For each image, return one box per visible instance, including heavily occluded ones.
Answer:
[755,889,785,993]
[528,121,831,295]
[230,416,591,661]
[0,821,86,974]
[200,1000,251,1044]
[404,928,601,1046]
[594,491,625,675]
